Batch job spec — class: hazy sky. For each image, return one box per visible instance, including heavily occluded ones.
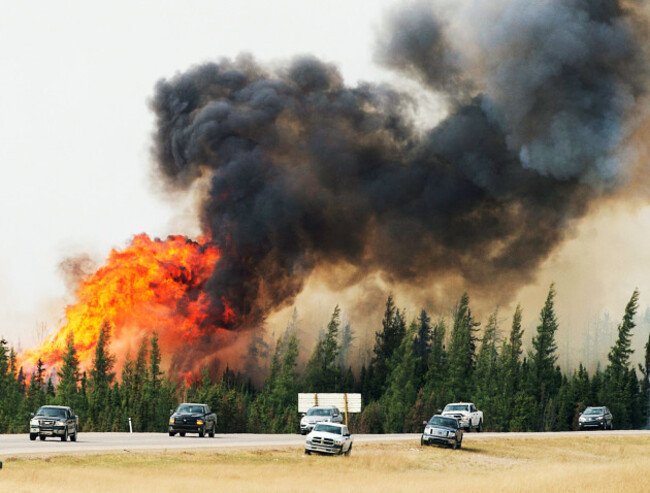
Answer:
[0,0,402,347]
[1,0,649,364]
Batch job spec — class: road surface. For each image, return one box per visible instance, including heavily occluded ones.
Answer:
[1,430,648,457]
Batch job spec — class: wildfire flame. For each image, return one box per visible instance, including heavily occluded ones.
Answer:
[19,234,226,375]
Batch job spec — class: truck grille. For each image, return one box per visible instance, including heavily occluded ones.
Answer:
[39,420,55,426]
[311,437,334,446]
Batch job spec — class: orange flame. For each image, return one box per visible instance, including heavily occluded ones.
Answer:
[19,234,225,375]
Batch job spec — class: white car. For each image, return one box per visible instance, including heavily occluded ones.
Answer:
[305,422,353,456]
[299,405,343,435]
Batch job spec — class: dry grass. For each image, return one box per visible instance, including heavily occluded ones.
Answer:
[2,435,649,493]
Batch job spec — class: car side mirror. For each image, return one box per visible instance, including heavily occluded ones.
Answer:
[301,413,305,417]
[30,413,34,418]
[422,420,427,425]
[437,409,442,413]
[345,433,350,437]
[170,409,174,415]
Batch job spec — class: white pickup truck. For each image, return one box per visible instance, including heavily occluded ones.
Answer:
[441,402,483,432]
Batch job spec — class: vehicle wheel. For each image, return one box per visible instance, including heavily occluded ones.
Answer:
[209,424,215,438]
[61,428,68,442]
[169,431,176,437]
[30,433,37,441]
[198,428,205,438]
[477,420,483,432]
[345,445,352,456]
[40,435,46,441]
[466,424,471,433]
[420,435,424,446]
[601,423,607,430]
[305,450,311,455]
[579,425,583,431]
[70,428,77,442]
[180,432,185,437]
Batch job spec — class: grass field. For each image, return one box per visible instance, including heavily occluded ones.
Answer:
[1,435,649,492]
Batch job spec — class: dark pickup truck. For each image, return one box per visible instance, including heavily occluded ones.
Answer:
[169,403,217,437]
[30,405,79,442]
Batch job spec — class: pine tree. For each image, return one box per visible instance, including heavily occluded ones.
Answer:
[604,288,639,429]
[370,295,406,399]
[88,321,116,430]
[56,331,80,407]
[447,292,479,401]
[413,309,432,387]
[304,306,342,391]
[496,304,524,431]
[639,332,650,429]
[422,319,448,411]
[382,321,419,432]
[474,310,499,430]
[528,284,561,430]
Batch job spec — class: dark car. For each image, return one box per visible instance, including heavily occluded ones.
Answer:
[30,405,78,442]
[169,403,217,437]
[421,415,463,449]
[578,406,613,430]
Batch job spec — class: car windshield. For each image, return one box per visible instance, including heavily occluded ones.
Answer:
[428,416,458,429]
[444,404,469,412]
[584,407,604,415]
[36,407,66,418]
[307,408,332,416]
[313,424,342,434]
[177,404,204,414]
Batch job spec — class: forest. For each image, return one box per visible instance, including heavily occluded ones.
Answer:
[0,284,648,434]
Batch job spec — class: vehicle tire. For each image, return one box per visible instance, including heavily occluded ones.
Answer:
[345,445,352,456]
[29,433,37,441]
[61,428,68,442]
[209,424,215,438]
[579,425,583,431]
[305,450,311,455]
[169,431,176,437]
[70,428,77,442]
[420,435,424,446]
[40,435,46,441]
[180,432,185,437]
[198,428,205,438]
[477,420,483,432]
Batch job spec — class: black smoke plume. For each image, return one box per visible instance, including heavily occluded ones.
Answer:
[151,0,649,329]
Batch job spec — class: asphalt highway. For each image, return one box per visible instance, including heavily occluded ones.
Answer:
[1,430,648,458]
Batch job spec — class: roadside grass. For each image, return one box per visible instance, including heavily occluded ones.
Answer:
[1,435,648,492]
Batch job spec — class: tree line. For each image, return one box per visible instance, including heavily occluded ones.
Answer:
[1,284,649,433]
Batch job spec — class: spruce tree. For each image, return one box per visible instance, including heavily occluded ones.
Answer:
[370,295,405,399]
[474,310,499,430]
[528,284,561,430]
[413,309,432,387]
[304,306,342,391]
[56,331,80,407]
[88,321,116,430]
[604,288,639,428]
[448,292,479,401]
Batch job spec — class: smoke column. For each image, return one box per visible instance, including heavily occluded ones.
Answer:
[151,0,649,333]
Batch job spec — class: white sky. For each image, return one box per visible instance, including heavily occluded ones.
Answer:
[1,1,649,364]
[0,0,398,347]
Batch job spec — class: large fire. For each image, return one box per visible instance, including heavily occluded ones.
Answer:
[19,234,226,375]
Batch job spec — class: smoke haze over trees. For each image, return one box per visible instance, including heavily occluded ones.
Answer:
[1,288,648,433]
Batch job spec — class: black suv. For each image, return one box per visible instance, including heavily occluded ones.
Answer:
[30,405,79,442]
[169,403,217,437]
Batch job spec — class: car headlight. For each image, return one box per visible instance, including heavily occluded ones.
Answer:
[334,439,343,445]
[169,418,175,424]
[30,419,39,426]
[448,432,456,437]
[424,426,432,434]
[596,416,603,420]
[579,416,585,422]
[197,420,204,425]
[55,419,66,425]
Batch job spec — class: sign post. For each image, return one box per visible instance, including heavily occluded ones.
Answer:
[298,393,362,428]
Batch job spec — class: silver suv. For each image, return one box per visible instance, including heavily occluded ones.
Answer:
[300,405,343,435]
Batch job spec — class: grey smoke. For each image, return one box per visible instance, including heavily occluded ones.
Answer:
[151,0,648,329]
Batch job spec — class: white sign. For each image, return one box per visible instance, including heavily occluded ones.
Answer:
[298,393,362,413]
